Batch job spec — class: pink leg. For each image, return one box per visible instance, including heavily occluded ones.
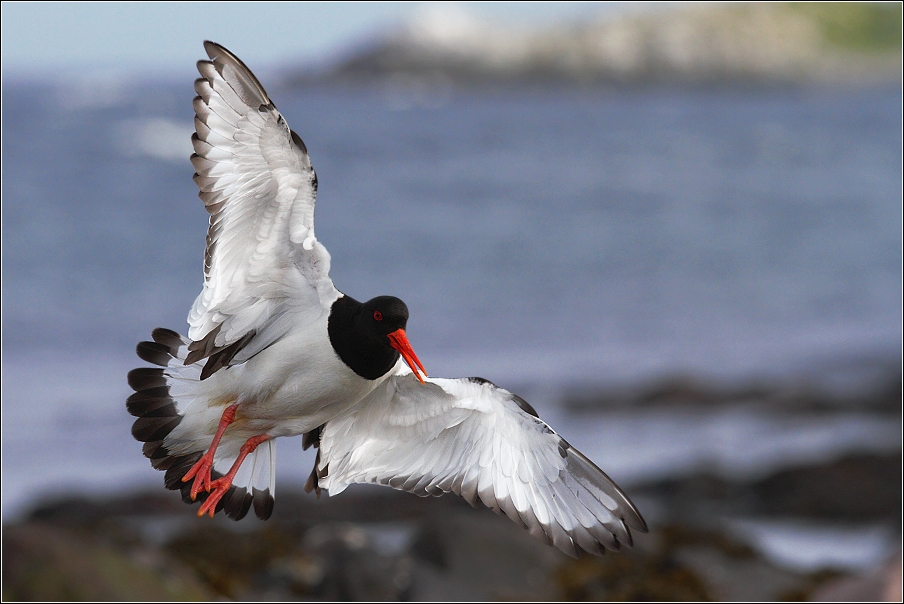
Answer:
[182,403,239,500]
[197,433,271,518]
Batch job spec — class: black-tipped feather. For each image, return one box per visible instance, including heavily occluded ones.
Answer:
[511,394,539,418]
[185,324,222,365]
[142,441,166,459]
[165,453,203,490]
[131,416,182,442]
[304,449,323,497]
[199,330,255,380]
[152,327,184,353]
[222,487,254,521]
[290,130,308,154]
[302,425,322,451]
[136,341,174,367]
[202,41,271,107]
[127,395,177,419]
[253,488,274,520]
[126,387,176,417]
[128,368,167,392]
[149,453,179,471]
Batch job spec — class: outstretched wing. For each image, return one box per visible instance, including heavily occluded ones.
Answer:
[316,375,648,557]
[186,41,337,378]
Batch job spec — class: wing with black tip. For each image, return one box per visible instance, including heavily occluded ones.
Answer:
[316,375,648,557]
[186,41,337,378]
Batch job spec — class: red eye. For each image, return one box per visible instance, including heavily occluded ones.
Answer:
[373,311,383,321]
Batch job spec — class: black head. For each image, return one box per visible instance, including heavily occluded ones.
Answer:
[328,294,427,382]
[357,296,410,340]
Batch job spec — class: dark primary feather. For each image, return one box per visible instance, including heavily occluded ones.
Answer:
[203,41,270,107]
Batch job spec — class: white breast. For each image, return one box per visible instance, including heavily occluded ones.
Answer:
[219,313,391,436]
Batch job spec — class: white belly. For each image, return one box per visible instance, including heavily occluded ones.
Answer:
[204,315,391,438]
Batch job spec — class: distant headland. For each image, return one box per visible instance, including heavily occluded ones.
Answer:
[291,3,902,88]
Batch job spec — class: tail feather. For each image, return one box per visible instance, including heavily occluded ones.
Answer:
[136,341,175,367]
[253,486,275,520]
[152,327,187,353]
[128,368,168,391]
[128,327,275,520]
[221,485,254,520]
[127,388,178,418]
[131,415,182,442]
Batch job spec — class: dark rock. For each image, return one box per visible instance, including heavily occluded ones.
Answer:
[752,454,903,522]
[560,361,903,414]
[555,523,843,601]
[165,523,298,598]
[1,522,211,601]
[27,489,197,526]
[557,551,713,601]
[6,453,898,601]
[411,523,448,570]
[405,510,563,601]
[809,548,902,602]
[635,453,902,523]
[290,523,413,600]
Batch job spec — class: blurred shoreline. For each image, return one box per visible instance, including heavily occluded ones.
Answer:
[3,352,900,517]
[4,356,900,599]
[4,368,901,599]
[558,356,902,414]
[3,445,900,600]
[291,3,902,89]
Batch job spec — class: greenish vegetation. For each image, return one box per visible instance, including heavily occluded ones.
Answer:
[789,2,903,52]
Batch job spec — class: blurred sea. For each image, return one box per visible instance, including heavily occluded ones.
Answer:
[2,79,901,539]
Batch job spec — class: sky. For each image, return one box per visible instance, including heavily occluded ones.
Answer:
[1,2,636,78]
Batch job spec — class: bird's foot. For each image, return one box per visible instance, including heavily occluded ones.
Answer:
[197,476,232,517]
[181,403,239,500]
[183,453,215,500]
[196,433,270,518]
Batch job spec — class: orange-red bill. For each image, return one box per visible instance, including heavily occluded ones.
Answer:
[387,328,427,383]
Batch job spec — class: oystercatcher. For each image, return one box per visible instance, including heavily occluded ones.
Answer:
[127,41,647,556]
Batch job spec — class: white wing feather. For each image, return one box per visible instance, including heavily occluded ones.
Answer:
[317,375,648,557]
[186,41,336,366]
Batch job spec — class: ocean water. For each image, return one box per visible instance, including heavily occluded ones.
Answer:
[1,80,901,520]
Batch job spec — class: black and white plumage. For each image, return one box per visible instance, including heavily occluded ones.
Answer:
[127,41,647,556]
[316,376,646,556]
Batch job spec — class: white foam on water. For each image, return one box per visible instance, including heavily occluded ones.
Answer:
[546,406,900,486]
[725,518,899,572]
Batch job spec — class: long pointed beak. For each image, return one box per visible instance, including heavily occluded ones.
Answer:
[387,328,427,383]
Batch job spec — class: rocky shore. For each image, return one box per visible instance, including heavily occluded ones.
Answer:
[4,447,900,601]
[4,365,899,600]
